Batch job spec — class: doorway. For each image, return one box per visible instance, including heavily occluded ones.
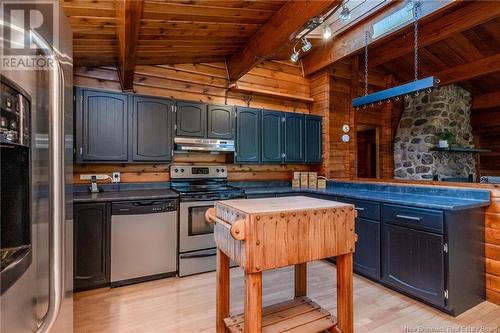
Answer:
[357,126,379,178]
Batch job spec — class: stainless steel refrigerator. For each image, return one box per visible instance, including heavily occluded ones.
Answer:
[1,1,73,332]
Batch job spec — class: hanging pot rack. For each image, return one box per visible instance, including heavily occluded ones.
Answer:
[352,1,439,109]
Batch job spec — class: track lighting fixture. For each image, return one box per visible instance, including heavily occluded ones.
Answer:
[339,3,351,22]
[290,47,300,63]
[323,26,332,40]
[301,37,312,52]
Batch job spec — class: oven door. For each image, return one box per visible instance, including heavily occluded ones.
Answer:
[179,200,216,252]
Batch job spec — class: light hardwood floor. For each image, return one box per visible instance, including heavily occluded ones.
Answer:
[74,261,500,333]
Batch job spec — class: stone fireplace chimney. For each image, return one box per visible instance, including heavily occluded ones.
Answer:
[394,84,476,180]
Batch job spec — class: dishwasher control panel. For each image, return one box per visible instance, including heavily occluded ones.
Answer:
[112,200,178,215]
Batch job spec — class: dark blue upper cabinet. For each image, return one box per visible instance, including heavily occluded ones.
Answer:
[284,113,305,163]
[261,110,284,163]
[176,101,206,137]
[305,115,322,164]
[132,96,174,162]
[207,105,234,140]
[236,107,261,163]
[78,88,129,162]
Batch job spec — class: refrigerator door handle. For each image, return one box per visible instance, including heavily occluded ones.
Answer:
[32,32,66,333]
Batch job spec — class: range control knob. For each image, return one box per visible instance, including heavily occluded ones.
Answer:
[174,168,179,173]
[216,168,220,173]
[180,168,184,173]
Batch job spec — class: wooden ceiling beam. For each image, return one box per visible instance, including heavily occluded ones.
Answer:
[472,91,500,110]
[436,53,500,86]
[302,1,458,76]
[368,1,500,69]
[116,0,143,91]
[226,0,341,82]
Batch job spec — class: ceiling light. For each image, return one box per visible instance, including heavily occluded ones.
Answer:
[290,49,300,63]
[339,3,351,22]
[301,37,312,52]
[323,26,332,39]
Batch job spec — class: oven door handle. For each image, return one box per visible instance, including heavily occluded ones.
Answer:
[179,252,217,259]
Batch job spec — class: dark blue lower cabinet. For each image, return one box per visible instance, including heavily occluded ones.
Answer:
[354,218,380,281]
[381,223,445,307]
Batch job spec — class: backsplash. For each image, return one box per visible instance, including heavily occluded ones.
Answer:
[73,153,310,184]
[394,84,476,181]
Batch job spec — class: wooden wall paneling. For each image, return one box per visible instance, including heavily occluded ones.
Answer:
[73,60,313,183]
[309,70,331,177]
[74,61,310,113]
[349,57,359,178]
[329,61,352,179]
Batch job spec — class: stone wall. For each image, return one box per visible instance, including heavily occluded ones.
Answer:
[394,84,476,180]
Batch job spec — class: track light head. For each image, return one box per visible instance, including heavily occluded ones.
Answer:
[339,3,351,22]
[290,50,300,63]
[323,26,332,40]
[301,37,312,52]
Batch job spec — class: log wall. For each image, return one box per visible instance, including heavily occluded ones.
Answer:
[73,60,311,183]
[310,58,398,180]
[484,189,500,305]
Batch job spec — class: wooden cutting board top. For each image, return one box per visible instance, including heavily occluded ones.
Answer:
[216,196,352,214]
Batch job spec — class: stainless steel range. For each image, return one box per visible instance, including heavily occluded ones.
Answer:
[170,165,244,276]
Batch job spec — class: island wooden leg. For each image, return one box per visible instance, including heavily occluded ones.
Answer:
[294,263,307,297]
[244,272,262,333]
[335,253,353,333]
[216,248,230,333]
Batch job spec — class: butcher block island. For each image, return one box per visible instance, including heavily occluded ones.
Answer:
[206,196,357,333]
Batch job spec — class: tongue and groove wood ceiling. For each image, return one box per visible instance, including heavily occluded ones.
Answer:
[61,0,340,90]
[62,0,499,100]
[62,0,287,67]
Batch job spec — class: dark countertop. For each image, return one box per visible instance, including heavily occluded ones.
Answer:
[73,189,179,203]
[72,181,491,211]
[239,185,490,211]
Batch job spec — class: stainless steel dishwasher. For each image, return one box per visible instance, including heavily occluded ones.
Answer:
[111,199,178,286]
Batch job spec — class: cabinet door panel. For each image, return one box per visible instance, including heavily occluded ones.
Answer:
[284,113,305,163]
[305,115,322,163]
[74,203,110,291]
[236,107,261,163]
[382,223,445,306]
[81,90,128,161]
[354,218,380,280]
[176,102,206,137]
[207,105,234,139]
[261,110,284,163]
[132,96,173,162]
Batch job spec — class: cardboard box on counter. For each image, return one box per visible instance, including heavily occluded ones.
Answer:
[308,172,317,189]
[300,172,308,188]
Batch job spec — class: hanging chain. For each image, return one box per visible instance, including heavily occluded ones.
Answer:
[413,2,419,81]
[364,31,369,96]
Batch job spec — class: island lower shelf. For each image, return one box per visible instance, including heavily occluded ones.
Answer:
[224,297,337,333]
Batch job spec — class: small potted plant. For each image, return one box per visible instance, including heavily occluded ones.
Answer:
[436,130,455,148]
